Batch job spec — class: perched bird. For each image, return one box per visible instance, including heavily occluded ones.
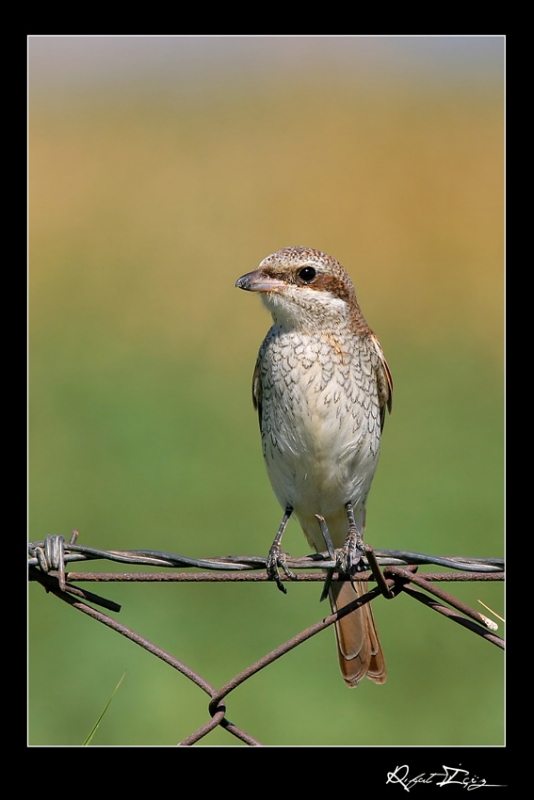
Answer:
[236,246,392,687]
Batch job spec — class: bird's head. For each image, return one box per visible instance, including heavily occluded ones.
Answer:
[235,246,366,333]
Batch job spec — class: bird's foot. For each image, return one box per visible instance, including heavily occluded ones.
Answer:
[266,506,295,594]
[315,511,365,601]
[336,502,367,577]
[336,526,365,577]
[266,542,295,594]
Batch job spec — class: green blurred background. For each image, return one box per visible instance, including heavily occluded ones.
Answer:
[29,37,504,746]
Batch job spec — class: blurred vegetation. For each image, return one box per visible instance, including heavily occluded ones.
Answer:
[29,71,503,746]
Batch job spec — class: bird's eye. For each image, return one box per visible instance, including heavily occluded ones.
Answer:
[298,266,316,283]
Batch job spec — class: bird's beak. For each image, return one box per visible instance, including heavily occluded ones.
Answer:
[235,269,286,293]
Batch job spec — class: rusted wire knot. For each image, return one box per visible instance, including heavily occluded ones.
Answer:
[29,532,79,591]
[29,531,122,613]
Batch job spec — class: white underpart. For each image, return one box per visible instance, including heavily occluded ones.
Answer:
[257,304,382,551]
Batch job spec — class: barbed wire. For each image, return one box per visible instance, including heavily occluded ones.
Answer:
[29,532,504,746]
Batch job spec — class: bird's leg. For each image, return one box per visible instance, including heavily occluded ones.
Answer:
[266,506,295,594]
[336,502,366,577]
[315,514,336,602]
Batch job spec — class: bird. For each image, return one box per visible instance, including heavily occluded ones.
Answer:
[235,246,392,687]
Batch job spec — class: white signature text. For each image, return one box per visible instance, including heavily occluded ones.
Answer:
[386,765,505,791]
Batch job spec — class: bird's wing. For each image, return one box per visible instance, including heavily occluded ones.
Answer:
[369,333,393,429]
[252,354,263,431]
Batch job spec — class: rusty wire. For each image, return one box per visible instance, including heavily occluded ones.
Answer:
[29,533,504,746]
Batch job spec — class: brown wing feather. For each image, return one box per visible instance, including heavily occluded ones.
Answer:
[369,333,393,430]
[252,355,263,431]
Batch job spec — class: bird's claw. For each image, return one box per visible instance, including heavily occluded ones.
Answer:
[315,512,365,601]
[266,543,295,594]
[335,526,365,578]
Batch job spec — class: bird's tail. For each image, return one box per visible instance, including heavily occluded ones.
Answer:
[329,579,386,687]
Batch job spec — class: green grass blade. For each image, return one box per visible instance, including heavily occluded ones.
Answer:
[83,671,127,746]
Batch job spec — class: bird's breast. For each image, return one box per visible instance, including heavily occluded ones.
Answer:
[258,329,382,537]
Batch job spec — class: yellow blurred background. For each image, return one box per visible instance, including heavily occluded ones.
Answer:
[29,36,504,746]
